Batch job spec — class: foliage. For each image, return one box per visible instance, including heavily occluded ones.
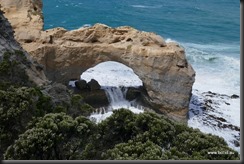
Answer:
[133,112,175,147]
[81,109,239,160]
[0,86,53,158]
[0,93,240,160]
[164,130,239,160]
[0,84,95,159]
[4,113,96,160]
[0,50,31,89]
[102,140,164,160]
[80,108,137,159]
[98,109,137,144]
[69,94,94,117]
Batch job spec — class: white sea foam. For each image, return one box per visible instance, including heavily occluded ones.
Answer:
[68,80,76,87]
[89,106,143,124]
[89,109,113,123]
[188,89,240,153]
[183,42,240,55]
[181,41,240,153]
[81,24,92,28]
[165,38,177,43]
[80,61,143,87]
[188,113,240,153]
[131,5,162,9]
[88,86,144,124]
[80,61,144,123]
[182,42,240,95]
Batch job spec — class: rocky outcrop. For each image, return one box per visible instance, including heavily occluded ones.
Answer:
[0,8,48,87]
[0,0,43,43]
[41,83,71,107]
[87,79,101,91]
[0,0,195,122]
[75,80,87,90]
[70,85,109,108]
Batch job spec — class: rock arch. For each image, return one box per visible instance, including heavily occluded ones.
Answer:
[27,24,195,122]
[0,0,195,122]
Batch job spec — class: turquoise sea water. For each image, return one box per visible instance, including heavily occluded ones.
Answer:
[43,0,240,44]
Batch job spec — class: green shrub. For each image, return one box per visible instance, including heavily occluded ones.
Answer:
[68,94,94,117]
[4,113,96,160]
[0,50,30,89]
[102,140,164,160]
[0,87,53,158]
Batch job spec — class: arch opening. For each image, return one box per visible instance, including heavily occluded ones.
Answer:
[69,61,151,123]
[80,61,143,87]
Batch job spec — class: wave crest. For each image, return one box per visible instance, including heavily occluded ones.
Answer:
[131,5,162,9]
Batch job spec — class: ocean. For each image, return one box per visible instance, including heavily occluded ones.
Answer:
[43,0,240,152]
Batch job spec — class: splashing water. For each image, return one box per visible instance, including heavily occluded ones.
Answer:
[89,86,144,123]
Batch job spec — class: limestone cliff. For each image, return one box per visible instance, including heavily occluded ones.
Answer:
[0,0,43,43]
[0,0,195,122]
[0,8,48,86]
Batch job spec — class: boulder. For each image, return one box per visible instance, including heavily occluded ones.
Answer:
[72,89,109,108]
[81,90,109,108]
[231,94,239,99]
[126,87,141,101]
[75,79,87,90]
[87,79,101,91]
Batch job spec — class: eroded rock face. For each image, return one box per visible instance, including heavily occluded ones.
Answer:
[0,0,195,122]
[0,0,43,43]
[0,8,48,87]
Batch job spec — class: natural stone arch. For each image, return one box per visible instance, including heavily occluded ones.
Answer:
[0,0,195,122]
[29,25,195,122]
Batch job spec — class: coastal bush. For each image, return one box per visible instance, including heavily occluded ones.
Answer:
[0,86,53,158]
[133,112,175,147]
[81,109,239,160]
[4,113,96,160]
[166,129,239,160]
[69,94,94,117]
[102,140,164,160]
[80,109,136,159]
[2,106,240,160]
[0,50,31,89]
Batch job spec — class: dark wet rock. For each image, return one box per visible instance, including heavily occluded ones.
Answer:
[126,87,142,101]
[125,86,154,109]
[80,90,109,108]
[208,114,227,123]
[69,81,108,108]
[233,140,240,147]
[200,106,207,110]
[189,89,240,132]
[222,124,240,132]
[75,80,87,90]
[87,79,101,91]
[70,78,78,81]
[225,102,230,105]
[208,91,216,95]
[192,110,200,115]
[231,94,239,99]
